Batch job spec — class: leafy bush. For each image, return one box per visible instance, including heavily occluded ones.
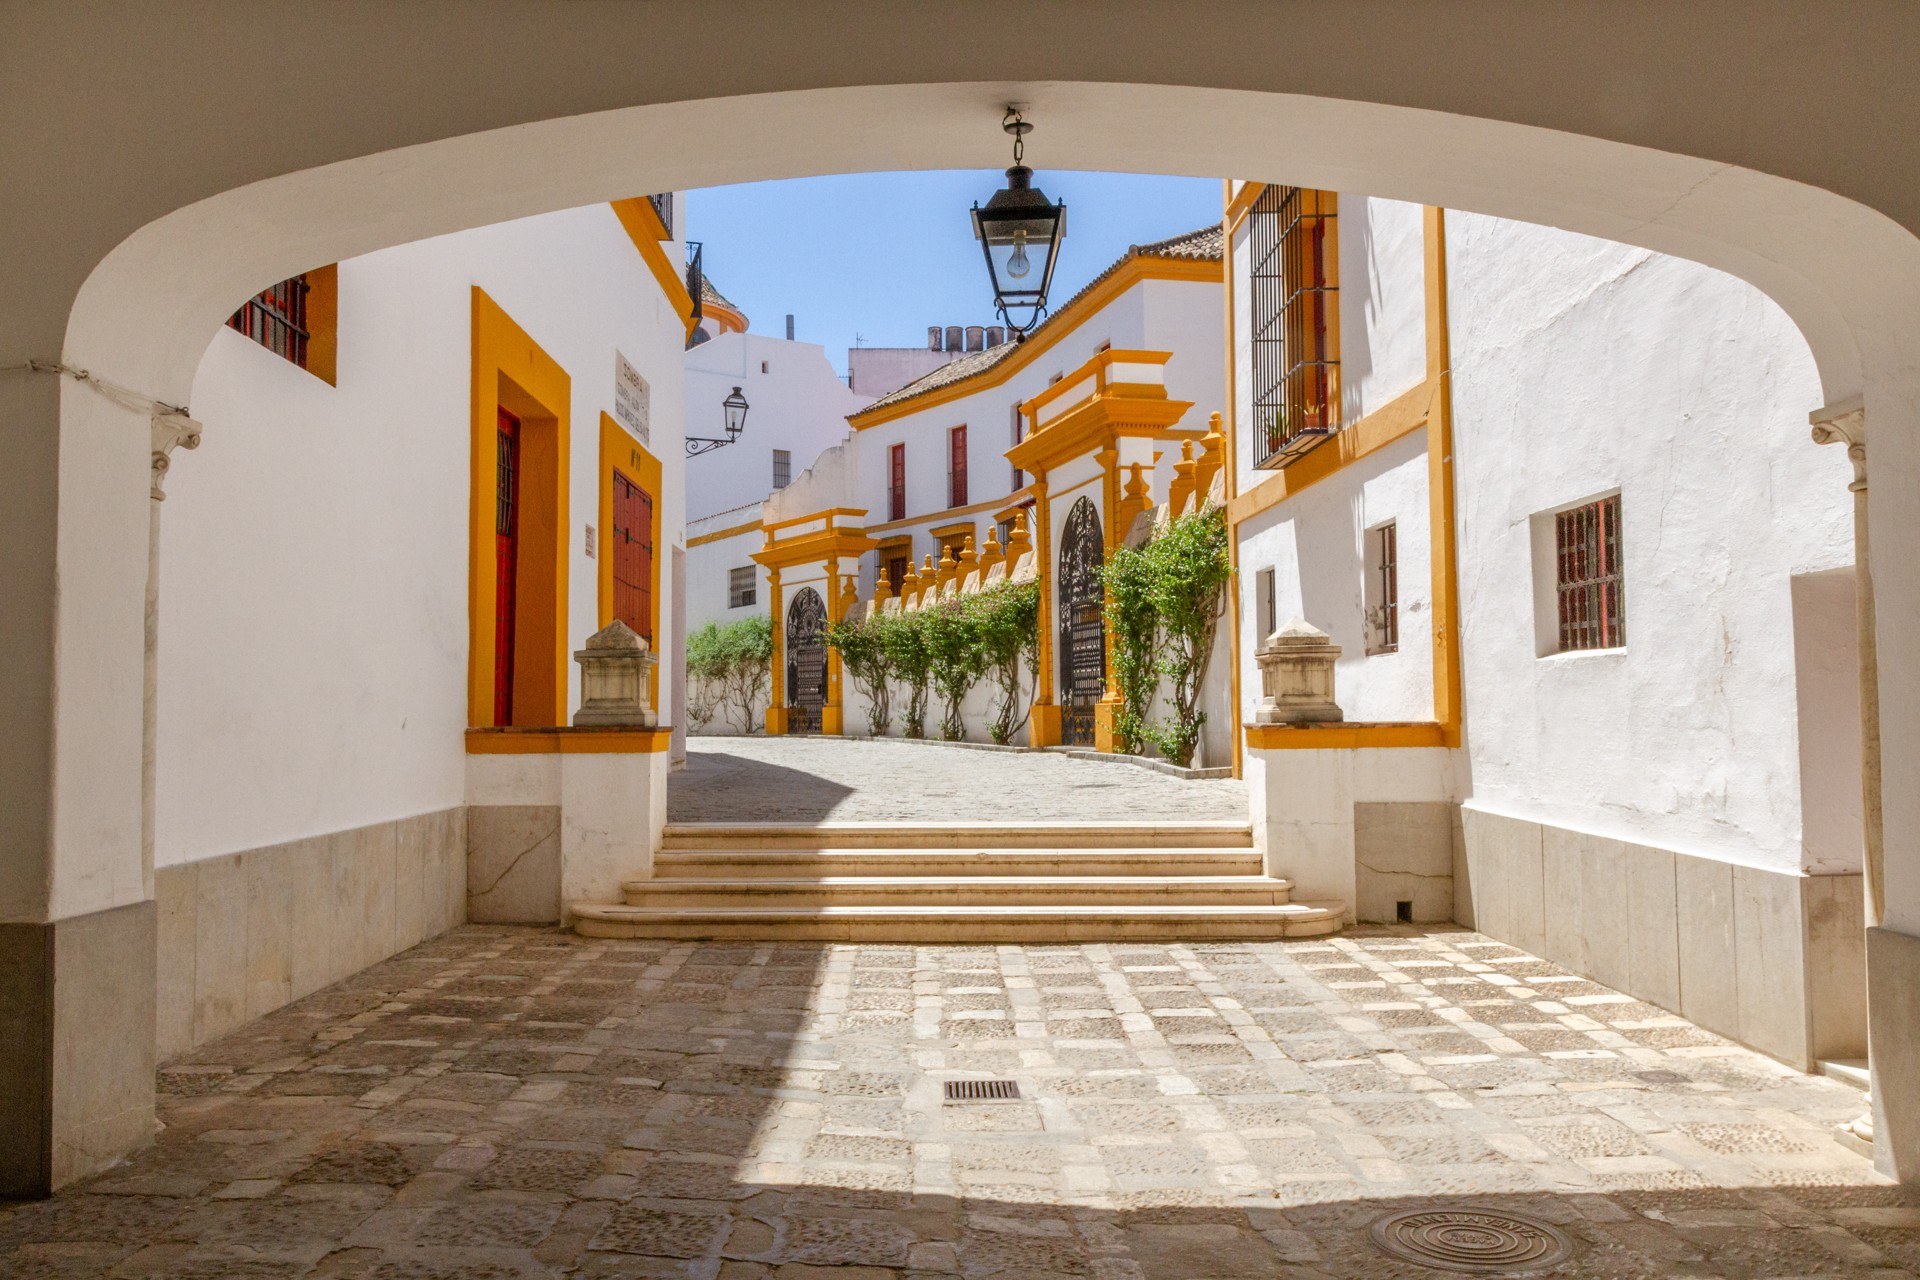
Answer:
[826,610,893,736]
[1098,504,1230,766]
[879,609,933,738]
[686,614,773,733]
[967,582,1040,744]
[922,598,986,741]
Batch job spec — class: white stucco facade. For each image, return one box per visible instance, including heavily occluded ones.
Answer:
[157,201,689,867]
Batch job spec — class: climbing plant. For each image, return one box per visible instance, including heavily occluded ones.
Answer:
[1097,504,1230,766]
[1141,504,1230,767]
[826,610,893,736]
[1098,541,1160,756]
[967,581,1041,744]
[878,608,933,738]
[922,597,986,741]
[686,614,773,734]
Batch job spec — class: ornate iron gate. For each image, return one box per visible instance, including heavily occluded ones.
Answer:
[785,586,828,734]
[1057,495,1105,746]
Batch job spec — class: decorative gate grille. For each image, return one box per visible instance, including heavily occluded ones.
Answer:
[785,587,828,734]
[1057,496,1105,746]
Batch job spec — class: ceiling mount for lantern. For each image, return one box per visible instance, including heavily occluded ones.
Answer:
[687,386,749,457]
[971,108,1067,342]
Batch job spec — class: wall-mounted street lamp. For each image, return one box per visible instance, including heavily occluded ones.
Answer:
[972,108,1067,342]
[687,385,749,457]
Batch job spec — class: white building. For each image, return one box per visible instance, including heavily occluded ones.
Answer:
[1225,184,1862,1072]
[151,194,694,1059]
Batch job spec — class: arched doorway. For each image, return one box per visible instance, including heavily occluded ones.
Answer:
[785,586,828,735]
[1058,495,1105,747]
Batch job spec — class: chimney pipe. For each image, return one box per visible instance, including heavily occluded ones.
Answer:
[927,326,943,350]
[966,325,984,352]
[945,325,963,353]
[785,314,795,341]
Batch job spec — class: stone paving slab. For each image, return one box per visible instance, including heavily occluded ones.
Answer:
[670,738,1249,824]
[2,925,1908,1279]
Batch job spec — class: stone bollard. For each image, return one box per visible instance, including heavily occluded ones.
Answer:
[1254,618,1343,724]
[572,620,658,727]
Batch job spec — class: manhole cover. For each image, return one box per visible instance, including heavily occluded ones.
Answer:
[1633,1069,1689,1085]
[1368,1208,1575,1273]
[944,1078,1022,1102]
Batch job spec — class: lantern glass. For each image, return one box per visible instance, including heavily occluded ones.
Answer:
[972,165,1066,336]
[722,386,749,440]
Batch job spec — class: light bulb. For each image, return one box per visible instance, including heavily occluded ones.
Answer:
[1006,230,1031,280]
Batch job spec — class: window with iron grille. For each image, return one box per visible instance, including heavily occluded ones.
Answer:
[889,442,907,521]
[1554,495,1624,651]
[948,425,968,508]
[1010,405,1025,490]
[1249,185,1338,468]
[772,449,791,489]
[884,553,910,595]
[728,566,757,609]
[228,274,311,368]
[1366,521,1398,654]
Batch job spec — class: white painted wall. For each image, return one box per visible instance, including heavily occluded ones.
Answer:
[1236,429,1435,724]
[685,503,769,635]
[685,330,871,520]
[156,203,688,866]
[1447,214,1852,874]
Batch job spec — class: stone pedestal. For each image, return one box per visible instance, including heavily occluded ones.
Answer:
[572,620,658,727]
[1254,619,1344,724]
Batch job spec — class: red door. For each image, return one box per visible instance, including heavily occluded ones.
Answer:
[612,469,654,642]
[493,409,521,725]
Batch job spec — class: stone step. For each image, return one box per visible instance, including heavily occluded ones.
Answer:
[653,848,1264,880]
[619,875,1298,909]
[570,901,1343,942]
[659,820,1254,852]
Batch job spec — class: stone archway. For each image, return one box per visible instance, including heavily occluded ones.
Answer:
[1057,495,1106,747]
[11,5,1920,1190]
[784,587,828,736]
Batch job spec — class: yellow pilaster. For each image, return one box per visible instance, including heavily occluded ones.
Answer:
[1095,446,1125,752]
[1424,206,1464,747]
[765,565,788,735]
[823,557,844,736]
[1029,478,1062,747]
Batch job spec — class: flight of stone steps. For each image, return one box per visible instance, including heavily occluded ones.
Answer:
[569,821,1342,941]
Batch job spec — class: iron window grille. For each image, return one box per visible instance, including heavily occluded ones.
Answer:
[773,449,792,489]
[1010,405,1026,490]
[647,192,673,238]
[729,566,757,609]
[1250,185,1339,468]
[1555,495,1625,651]
[1367,522,1399,653]
[228,274,311,368]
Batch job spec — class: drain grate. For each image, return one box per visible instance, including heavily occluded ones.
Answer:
[1368,1207,1575,1274]
[944,1079,1022,1103]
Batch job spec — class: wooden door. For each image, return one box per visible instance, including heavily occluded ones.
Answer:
[612,468,654,642]
[493,408,521,725]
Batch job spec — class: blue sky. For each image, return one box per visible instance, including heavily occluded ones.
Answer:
[686,171,1221,376]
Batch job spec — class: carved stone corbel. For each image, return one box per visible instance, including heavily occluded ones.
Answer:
[151,411,204,500]
[1811,395,1866,491]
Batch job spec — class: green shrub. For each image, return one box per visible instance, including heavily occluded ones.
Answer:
[967,581,1040,744]
[922,597,986,741]
[826,610,893,736]
[879,608,933,738]
[687,614,773,733]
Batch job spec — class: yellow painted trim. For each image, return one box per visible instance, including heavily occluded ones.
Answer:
[466,727,671,754]
[598,412,664,710]
[1424,206,1464,748]
[847,255,1221,430]
[928,519,977,541]
[765,506,868,533]
[304,263,339,386]
[609,199,698,335]
[470,286,571,729]
[1244,722,1447,751]
[1222,203,1243,779]
[753,528,878,571]
[687,517,762,548]
[1009,395,1195,477]
[1225,379,1430,527]
[703,299,749,335]
[1022,347,1174,424]
[864,490,1029,536]
[1224,181,1267,234]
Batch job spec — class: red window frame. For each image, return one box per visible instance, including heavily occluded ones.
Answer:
[1555,495,1625,651]
[949,424,968,509]
[493,409,521,725]
[889,442,906,521]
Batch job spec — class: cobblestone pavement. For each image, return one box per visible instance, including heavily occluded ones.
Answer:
[670,738,1248,824]
[4,926,1907,1280]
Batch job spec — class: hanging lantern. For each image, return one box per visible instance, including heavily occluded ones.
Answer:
[971,109,1066,341]
[687,385,749,457]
